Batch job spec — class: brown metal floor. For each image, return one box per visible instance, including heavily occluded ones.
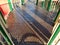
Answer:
[0,0,58,45]
[2,1,56,45]
[7,11,43,45]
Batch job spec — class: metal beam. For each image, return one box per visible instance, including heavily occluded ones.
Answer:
[47,0,52,11]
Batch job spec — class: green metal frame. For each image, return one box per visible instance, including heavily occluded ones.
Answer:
[47,0,52,11]
[8,0,13,11]
[41,0,45,8]
[21,0,24,5]
[0,10,14,45]
[0,12,6,24]
[0,0,14,45]
[0,21,14,45]
[54,9,60,22]
[45,0,48,9]
[0,14,7,28]
[48,23,60,45]
[36,0,38,5]
[0,12,8,28]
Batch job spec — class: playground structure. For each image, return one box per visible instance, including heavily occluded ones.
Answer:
[0,0,60,45]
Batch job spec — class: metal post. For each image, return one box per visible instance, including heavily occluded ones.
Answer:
[45,0,48,9]
[54,8,60,22]
[21,0,24,5]
[36,0,38,5]
[48,23,60,45]
[41,0,45,8]
[47,0,52,11]
[8,0,13,11]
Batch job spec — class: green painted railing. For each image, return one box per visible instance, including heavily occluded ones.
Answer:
[47,0,52,11]
[0,12,8,28]
[47,23,60,45]
[41,2,44,7]
[0,20,14,45]
[47,1,59,11]
[0,12,6,24]
[54,9,60,22]
[0,0,14,45]
[8,0,13,11]
[48,8,60,45]
[36,0,38,5]
[0,4,14,45]
[21,0,24,5]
